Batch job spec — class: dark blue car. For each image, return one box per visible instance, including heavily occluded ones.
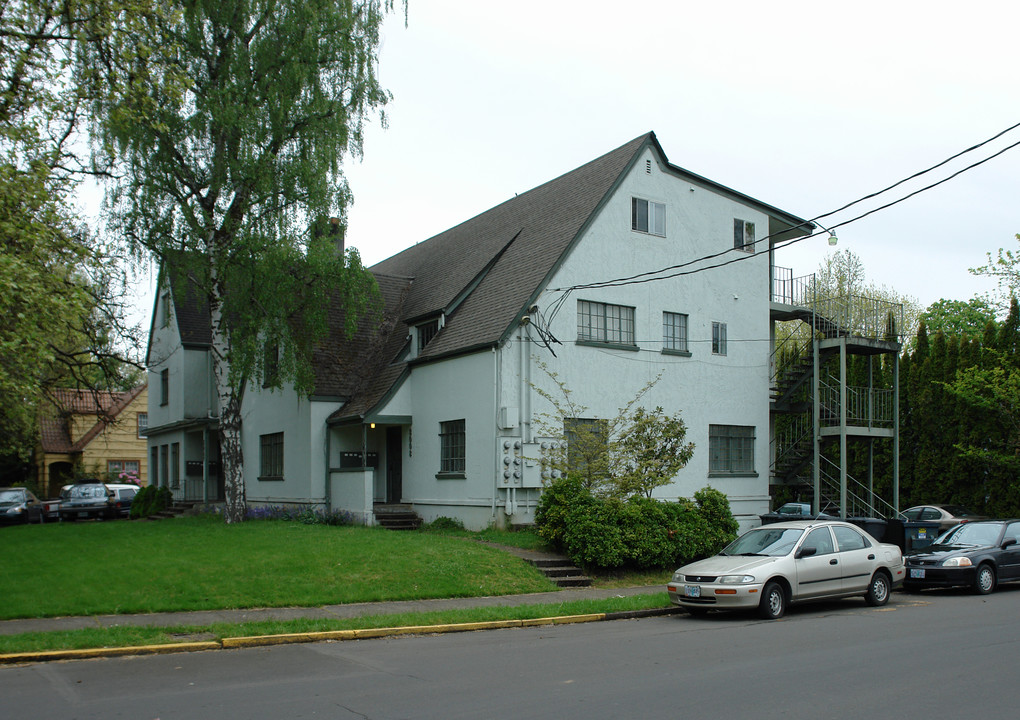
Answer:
[904,520,1020,594]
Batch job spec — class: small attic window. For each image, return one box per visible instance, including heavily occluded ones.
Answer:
[417,319,440,353]
[160,292,171,327]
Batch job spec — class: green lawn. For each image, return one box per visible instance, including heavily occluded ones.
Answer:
[1,516,557,620]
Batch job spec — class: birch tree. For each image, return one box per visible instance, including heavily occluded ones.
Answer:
[89,0,397,521]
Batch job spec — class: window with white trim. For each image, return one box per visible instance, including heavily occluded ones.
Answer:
[577,300,636,346]
[663,312,689,353]
[712,321,727,355]
[733,218,755,252]
[137,412,148,438]
[632,198,665,236]
[709,425,755,475]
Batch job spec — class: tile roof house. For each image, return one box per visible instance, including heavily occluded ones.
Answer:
[146,132,811,529]
[35,385,149,497]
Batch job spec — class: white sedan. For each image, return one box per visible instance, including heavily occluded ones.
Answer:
[667,520,905,619]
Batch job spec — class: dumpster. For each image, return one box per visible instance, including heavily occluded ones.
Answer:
[847,517,888,543]
[903,521,942,552]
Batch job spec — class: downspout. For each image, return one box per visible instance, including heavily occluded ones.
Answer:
[492,346,499,521]
[324,424,332,512]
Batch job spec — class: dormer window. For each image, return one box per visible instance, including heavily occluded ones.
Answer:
[160,292,171,327]
[417,319,440,353]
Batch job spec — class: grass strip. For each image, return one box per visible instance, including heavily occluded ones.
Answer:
[0,593,672,656]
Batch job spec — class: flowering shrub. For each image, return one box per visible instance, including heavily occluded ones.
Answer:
[245,505,353,526]
[117,471,141,486]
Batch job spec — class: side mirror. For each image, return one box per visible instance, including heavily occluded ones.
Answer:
[1002,537,1017,549]
[796,546,817,559]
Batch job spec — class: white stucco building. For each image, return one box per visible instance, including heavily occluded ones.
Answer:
[145,133,813,529]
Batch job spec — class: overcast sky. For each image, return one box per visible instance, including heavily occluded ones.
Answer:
[335,0,1019,318]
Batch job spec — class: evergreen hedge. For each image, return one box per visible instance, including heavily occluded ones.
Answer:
[535,478,739,569]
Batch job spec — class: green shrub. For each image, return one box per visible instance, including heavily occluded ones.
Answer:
[129,486,172,519]
[425,516,466,531]
[535,477,740,570]
[534,474,586,548]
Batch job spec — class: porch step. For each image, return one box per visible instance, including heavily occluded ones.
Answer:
[145,501,198,520]
[374,504,422,530]
[525,557,592,588]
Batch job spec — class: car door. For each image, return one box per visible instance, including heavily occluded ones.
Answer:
[832,525,876,593]
[998,522,1020,580]
[794,527,843,600]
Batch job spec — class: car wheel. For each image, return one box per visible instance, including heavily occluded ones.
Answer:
[758,581,786,620]
[865,571,891,606]
[974,564,996,595]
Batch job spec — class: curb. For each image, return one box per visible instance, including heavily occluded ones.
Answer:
[0,607,681,665]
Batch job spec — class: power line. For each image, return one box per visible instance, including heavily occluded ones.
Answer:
[549,122,1020,294]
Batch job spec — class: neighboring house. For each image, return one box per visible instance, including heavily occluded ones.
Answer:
[35,385,149,497]
[147,132,813,529]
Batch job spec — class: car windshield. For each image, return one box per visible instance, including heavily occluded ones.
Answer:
[936,522,1001,547]
[0,489,25,503]
[722,527,804,556]
[69,485,107,499]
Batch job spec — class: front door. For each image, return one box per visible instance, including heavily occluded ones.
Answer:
[385,427,403,503]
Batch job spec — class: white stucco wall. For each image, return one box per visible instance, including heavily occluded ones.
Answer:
[241,385,339,507]
[496,147,772,529]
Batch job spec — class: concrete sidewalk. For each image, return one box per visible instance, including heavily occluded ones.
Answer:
[0,584,666,637]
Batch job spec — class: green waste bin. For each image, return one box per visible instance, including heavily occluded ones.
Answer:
[903,521,941,552]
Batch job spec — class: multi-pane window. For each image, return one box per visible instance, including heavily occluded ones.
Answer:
[160,369,169,406]
[160,445,169,489]
[171,443,180,488]
[263,343,280,387]
[107,460,140,475]
[712,321,728,355]
[564,417,608,474]
[150,446,159,487]
[663,312,689,352]
[578,301,635,346]
[260,432,284,479]
[137,412,148,438]
[733,219,755,252]
[439,420,466,474]
[632,198,666,236]
[709,425,755,475]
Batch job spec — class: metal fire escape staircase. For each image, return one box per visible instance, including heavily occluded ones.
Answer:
[769,268,902,519]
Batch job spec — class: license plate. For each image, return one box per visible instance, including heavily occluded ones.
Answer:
[910,568,925,579]
[684,585,701,598]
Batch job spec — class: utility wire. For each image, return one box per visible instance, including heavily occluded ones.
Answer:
[549,122,1020,293]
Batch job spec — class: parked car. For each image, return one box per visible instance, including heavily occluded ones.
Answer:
[775,502,836,519]
[900,504,987,532]
[59,482,115,521]
[0,487,45,525]
[667,520,905,619]
[105,483,140,518]
[904,519,1020,594]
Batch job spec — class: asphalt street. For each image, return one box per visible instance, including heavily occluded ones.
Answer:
[3,585,1017,719]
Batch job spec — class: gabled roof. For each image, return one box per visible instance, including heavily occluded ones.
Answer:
[38,385,147,454]
[329,132,810,423]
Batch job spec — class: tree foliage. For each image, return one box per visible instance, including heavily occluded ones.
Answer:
[0,1,146,474]
[88,0,401,521]
[530,361,694,498]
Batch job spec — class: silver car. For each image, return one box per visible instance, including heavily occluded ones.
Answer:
[667,520,905,619]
